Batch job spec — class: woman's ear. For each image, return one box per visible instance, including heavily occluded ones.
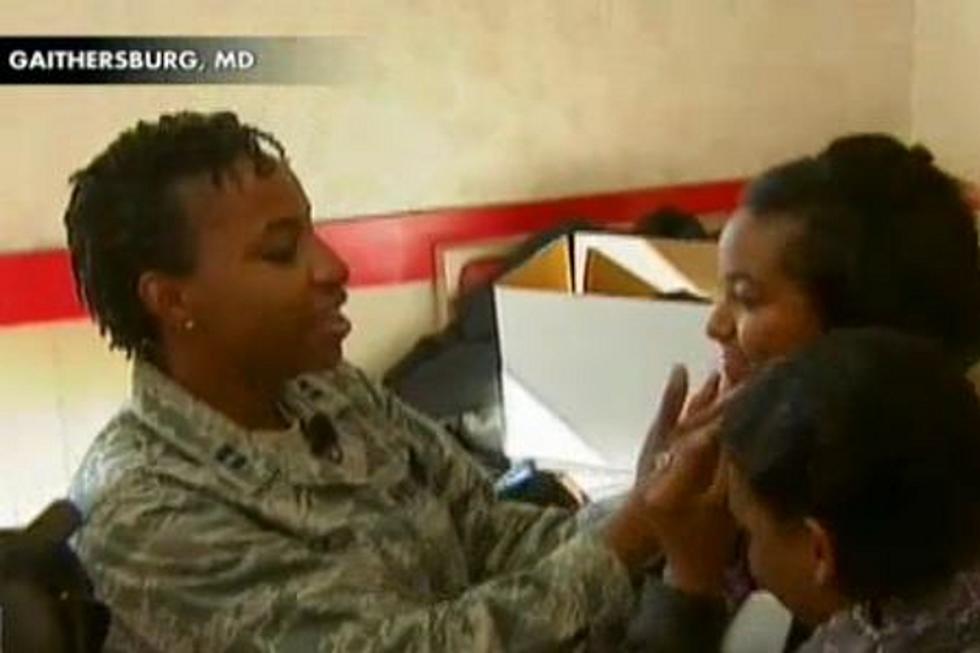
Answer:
[137,271,194,334]
[804,517,837,589]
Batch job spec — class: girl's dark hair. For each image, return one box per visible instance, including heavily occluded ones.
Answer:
[63,111,286,359]
[744,134,980,364]
[722,328,980,601]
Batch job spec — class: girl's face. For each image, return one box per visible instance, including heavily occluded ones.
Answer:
[706,209,824,386]
[728,465,846,626]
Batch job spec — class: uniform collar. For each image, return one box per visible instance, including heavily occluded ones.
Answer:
[129,360,352,494]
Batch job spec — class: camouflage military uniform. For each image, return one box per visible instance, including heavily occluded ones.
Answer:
[69,361,634,652]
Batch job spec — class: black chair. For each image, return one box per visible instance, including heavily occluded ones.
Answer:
[0,500,109,652]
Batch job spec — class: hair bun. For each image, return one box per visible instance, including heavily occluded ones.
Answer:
[820,135,947,213]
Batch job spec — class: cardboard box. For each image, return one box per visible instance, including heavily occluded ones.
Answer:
[494,233,719,498]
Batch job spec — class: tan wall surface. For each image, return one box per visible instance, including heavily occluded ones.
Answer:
[2,0,913,251]
[912,0,980,179]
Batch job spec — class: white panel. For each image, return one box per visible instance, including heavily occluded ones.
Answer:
[496,286,716,472]
[722,591,794,653]
[500,370,606,466]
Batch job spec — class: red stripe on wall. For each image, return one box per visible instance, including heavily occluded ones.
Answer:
[0,179,743,327]
[0,250,82,327]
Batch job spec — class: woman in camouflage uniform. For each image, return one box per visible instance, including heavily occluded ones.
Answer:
[62,111,699,652]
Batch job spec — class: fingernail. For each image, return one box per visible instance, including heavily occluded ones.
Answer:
[670,364,687,383]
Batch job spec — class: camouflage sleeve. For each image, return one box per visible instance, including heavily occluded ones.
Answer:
[625,580,729,652]
[78,472,634,652]
[365,372,613,577]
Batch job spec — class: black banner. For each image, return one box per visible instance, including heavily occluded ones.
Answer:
[0,37,353,85]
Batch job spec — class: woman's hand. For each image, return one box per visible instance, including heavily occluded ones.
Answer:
[640,425,737,598]
[635,366,722,483]
[606,367,732,575]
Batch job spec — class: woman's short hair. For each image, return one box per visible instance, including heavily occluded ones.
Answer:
[722,328,980,601]
[63,111,286,359]
[743,134,980,364]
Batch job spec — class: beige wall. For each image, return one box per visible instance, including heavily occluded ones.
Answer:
[911,0,980,179]
[2,0,913,251]
[0,323,127,527]
[0,0,918,526]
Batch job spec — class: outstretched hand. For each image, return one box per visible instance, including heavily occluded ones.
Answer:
[606,366,734,575]
[636,365,723,482]
[627,366,740,595]
[638,423,737,597]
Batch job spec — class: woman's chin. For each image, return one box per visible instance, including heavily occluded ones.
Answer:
[291,340,345,376]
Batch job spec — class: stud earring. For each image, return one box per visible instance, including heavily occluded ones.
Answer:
[183,318,196,331]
